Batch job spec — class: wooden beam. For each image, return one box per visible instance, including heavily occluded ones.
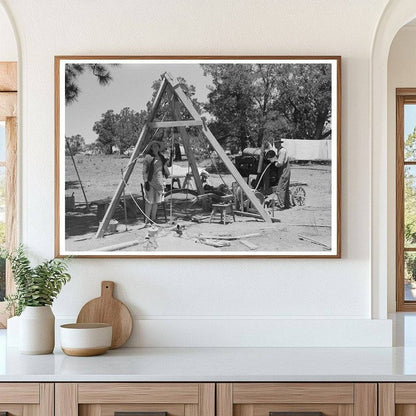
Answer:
[149,120,202,128]
[235,211,279,222]
[0,62,17,92]
[95,77,169,238]
[169,89,204,195]
[0,92,17,120]
[202,125,271,222]
[165,75,272,223]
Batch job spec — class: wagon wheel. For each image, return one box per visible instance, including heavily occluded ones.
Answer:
[291,186,306,206]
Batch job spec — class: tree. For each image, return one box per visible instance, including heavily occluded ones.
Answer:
[252,64,280,146]
[65,134,86,155]
[65,63,115,105]
[273,64,332,140]
[93,110,118,154]
[404,129,416,246]
[202,64,257,151]
[403,128,416,281]
[201,63,333,151]
[92,108,147,155]
[405,126,416,161]
[85,142,104,155]
[114,107,147,154]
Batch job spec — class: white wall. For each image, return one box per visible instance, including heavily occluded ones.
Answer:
[0,0,393,346]
[0,3,17,61]
[387,25,416,312]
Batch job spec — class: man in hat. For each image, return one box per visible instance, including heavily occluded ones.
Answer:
[265,138,291,209]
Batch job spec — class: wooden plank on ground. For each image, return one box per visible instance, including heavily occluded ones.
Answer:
[240,239,258,250]
[234,211,279,222]
[298,234,330,250]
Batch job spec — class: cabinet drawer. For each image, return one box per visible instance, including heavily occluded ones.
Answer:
[218,383,376,416]
[56,383,215,416]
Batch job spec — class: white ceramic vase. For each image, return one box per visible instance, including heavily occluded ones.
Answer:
[19,306,55,354]
[6,315,20,347]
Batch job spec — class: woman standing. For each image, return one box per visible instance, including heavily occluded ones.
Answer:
[142,140,170,223]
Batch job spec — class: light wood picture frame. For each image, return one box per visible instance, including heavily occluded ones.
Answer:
[55,56,341,258]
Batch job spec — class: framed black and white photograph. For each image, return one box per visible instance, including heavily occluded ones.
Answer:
[55,56,341,258]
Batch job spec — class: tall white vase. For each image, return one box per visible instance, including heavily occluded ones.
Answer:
[6,315,20,347]
[19,306,55,354]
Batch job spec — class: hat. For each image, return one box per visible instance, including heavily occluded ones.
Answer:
[145,140,163,154]
[265,149,276,159]
[200,170,210,177]
[147,140,162,149]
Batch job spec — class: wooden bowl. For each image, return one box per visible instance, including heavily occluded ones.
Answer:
[60,323,112,356]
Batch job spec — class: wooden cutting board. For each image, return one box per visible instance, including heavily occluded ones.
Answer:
[76,281,133,349]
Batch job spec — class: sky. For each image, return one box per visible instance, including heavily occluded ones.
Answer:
[65,62,214,144]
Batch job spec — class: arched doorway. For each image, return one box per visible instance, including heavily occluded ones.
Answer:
[371,1,416,319]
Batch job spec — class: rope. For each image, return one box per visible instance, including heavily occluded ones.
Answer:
[254,162,272,192]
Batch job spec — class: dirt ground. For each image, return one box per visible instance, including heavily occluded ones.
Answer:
[64,154,333,254]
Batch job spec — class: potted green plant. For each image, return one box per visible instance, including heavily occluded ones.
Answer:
[1,245,71,354]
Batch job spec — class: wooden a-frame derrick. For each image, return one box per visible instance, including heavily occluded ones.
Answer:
[95,73,271,238]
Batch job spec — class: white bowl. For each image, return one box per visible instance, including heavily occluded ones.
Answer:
[60,323,112,356]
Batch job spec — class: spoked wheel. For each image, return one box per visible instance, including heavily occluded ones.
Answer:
[290,186,306,206]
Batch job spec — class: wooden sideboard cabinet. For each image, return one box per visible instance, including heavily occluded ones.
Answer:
[217,383,377,416]
[55,383,215,416]
[0,381,389,416]
[0,383,53,416]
